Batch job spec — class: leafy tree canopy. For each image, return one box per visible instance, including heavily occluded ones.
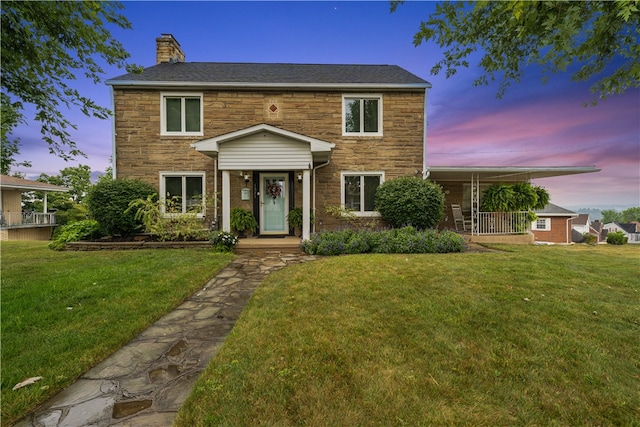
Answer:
[602,207,640,223]
[393,1,639,101]
[1,1,138,169]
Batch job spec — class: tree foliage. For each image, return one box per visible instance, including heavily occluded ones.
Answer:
[393,1,640,101]
[1,1,137,167]
[602,207,640,223]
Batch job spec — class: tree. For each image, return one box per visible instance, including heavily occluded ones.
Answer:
[393,1,640,101]
[601,209,622,223]
[375,176,444,229]
[38,165,92,203]
[621,207,640,222]
[1,1,139,169]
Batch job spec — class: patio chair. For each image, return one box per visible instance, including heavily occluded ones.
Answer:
[451,204,472,231]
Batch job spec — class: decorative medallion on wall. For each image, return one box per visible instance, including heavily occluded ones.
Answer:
[265,98,281,120]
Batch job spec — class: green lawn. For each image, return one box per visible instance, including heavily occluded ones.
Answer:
[0,241,234,426]
[176,244,640,426]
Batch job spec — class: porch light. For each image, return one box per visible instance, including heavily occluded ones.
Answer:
[244,173,250,183]
[297,173,303,183]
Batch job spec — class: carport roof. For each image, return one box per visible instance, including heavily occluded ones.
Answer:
[426,166,600,182]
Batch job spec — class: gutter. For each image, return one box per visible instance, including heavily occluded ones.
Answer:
[105,80,432,92]
[422,87,429,179]
[110,85,117,179]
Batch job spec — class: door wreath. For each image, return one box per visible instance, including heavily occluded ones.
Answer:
[266,180,282,202]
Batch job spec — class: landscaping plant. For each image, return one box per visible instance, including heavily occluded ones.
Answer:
[85,178,156,236]
[48,219,102,250]
[607,230,628,245]
[286,207,314,236]
[375,176,444,229]
[229,208,258,236]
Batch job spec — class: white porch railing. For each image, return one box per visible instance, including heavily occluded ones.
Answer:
[0,212,58,228]
[475,211,531,235]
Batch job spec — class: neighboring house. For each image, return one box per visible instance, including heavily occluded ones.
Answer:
[0,175,69,241]
[106,34,600,242]
[602,222,640,244]
[571,214,604,243]
[530,203,578,244]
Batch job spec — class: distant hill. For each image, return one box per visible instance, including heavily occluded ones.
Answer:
[575,208,602,221]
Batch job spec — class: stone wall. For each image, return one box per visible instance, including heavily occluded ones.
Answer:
[113,89,425,231]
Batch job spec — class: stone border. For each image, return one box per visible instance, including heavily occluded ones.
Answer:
[65,241,212,251]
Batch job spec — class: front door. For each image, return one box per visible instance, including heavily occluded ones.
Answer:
[260,173,288,234]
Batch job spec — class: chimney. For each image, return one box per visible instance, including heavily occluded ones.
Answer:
[156,34,185,64]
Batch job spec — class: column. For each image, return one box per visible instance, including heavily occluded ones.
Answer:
[302,169,311,240]
[222,170,231,232]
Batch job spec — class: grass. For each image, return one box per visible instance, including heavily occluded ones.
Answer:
[0,241,234,426]
[176,244,640,426]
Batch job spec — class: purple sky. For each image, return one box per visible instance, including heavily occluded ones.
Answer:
[12,1,640,209]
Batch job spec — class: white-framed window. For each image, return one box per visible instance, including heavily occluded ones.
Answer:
[342,94,383,136]
[159,172,205,216]
[341,172,384,216]
[160,92,203,136]
[532,217,551,231]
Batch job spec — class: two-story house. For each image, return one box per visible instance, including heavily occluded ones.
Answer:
[106,34,429,240]
[107,34,600,243]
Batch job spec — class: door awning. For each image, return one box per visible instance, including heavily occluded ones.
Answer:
[191,124,335,170]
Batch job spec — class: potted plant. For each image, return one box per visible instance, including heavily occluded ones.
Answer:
[287,207,314,236]
[230,208,258,237]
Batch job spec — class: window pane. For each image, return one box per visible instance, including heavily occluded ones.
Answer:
[363,99,378,132]
[185,176,203,213]
[185,98,201,132]
[363,175,380,211]
[344,99,360,133]
[344,175,361,211]
[165,176,183,213]
[165,98,182,132]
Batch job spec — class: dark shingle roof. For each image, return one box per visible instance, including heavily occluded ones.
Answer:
[106,62,430,88]
[534,203,576,216]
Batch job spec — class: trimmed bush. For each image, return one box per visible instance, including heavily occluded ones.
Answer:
[375,177,444,230]
[582,233,597,245]
[48,220,102,250]
[301,227,464,255]
[606,231,628,245]
[86,178,156,236]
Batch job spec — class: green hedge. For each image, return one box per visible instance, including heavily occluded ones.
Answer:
[301,226,464,255]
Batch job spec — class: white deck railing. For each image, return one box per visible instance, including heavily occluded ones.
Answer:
[475,211,531,235]
[0,212,58,228]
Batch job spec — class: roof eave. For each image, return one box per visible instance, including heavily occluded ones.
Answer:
[105,80,432,90]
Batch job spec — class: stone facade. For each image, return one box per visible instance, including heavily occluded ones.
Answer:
[113,89,425,232]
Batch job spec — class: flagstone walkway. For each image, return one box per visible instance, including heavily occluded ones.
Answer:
[16,251,318,427]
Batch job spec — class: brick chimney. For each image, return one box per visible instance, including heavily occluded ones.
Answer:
[156,34,185,64]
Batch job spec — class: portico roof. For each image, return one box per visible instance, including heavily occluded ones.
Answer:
[0,175,69,192]
[191,124,335,168]
[425,166,600,182]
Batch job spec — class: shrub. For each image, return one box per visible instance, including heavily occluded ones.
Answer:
[210,231,238,252]
[301,227,464,256]
[582,233,597,245]
[375,177,444,230]
[607,231,628,245]
[48,220,102,250]
[127,194,209,241]
[86,178,156,236]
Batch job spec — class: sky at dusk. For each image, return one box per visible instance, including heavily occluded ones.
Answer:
[11,1,640,210]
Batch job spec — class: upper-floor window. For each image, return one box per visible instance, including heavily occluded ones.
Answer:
[160,172,205,216]
[341,172,384,216]
[161,93,203,136]
[342,95,382,136]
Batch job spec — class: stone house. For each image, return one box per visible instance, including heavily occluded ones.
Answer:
[107,34,600,243]
[106,34,429,240]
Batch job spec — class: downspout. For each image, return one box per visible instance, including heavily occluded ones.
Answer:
[567,214,578,244]
[422,87,429,180]
[312,159,331,234]
[109,86,117,179]
[213,159,219,229]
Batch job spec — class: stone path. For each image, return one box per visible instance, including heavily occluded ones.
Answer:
[16,252,317,427]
